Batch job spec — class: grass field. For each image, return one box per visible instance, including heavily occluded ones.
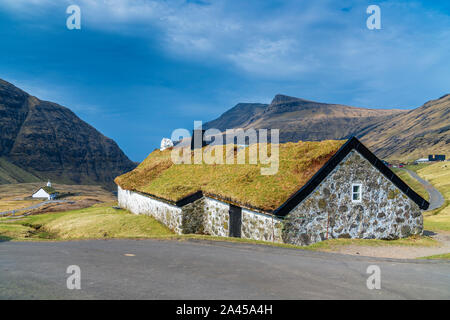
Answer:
[0,157,40,184]
[393,168,429,201]
[405,163,433,173]
[0,204,173,241]
[416,162,450,231]
[0,182,115,213]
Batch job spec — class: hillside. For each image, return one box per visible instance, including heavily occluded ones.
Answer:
[0,157,40,184]
[0,79,136,189]
[204,94,405,143]
[361,94,450,160]
[204,94,449,160]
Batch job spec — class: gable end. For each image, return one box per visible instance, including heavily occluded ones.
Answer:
[274,137,430,216]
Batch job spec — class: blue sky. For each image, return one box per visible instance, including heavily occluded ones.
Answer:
[0,0,449,161]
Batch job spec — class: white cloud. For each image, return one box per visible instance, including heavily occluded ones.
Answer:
[1,0,449,84]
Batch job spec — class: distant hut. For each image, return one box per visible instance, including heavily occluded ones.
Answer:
[32,181,59,200]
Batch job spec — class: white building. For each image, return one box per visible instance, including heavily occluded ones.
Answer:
[414,158,429,164]
[32,181,58,200]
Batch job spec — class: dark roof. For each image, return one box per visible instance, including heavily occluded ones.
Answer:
[273,137,429,216]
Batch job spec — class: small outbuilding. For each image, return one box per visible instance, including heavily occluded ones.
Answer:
[115,137,429,246]
[32,181,59,200]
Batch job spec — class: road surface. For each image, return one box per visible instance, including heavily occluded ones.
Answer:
[0,239,449,299]
[403,169,445,210]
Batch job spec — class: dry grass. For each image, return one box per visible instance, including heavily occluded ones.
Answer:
[417,162,450,231]
[0,204,173,241]
[115,140,345,211]
[393,168,429,201]
[0,182,116,214]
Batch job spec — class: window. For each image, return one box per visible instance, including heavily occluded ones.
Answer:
[352,184,362,203]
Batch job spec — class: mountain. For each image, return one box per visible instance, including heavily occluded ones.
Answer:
[204,94,406,143]
[203,94,450,160]
[360,94,450,160]
[204,103,268,132]
[0,79,136,189]
[0,157,40,184]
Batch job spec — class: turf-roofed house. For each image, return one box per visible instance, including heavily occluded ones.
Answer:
[115,137,429,245]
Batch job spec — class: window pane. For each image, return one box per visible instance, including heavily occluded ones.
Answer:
[353,185,360,193]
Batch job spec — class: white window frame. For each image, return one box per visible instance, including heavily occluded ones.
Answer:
[351,183,363,203]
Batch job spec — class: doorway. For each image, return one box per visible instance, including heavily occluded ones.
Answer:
[229,204,242,238]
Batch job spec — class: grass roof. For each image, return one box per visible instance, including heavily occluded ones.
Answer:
[42,186,57,194]
[115,140,346,211]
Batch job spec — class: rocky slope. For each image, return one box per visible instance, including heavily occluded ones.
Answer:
[360,94,450,160]
[204,93,449,160]
[0,79,135,189]
[205,94,406,143]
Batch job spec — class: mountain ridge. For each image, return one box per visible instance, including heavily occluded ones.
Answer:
[205,94,406,145]
[204,93,449,160]
[0,78,136,189]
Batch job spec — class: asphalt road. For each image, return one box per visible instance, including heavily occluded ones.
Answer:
[403,169,445,210]
[0,239,449,299]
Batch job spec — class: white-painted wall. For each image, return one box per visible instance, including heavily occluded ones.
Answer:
[118,186,183,234]
[32,188,51,200]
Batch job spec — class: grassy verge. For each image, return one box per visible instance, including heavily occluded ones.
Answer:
[0,204,439,251]
[404,163,432,173]
[393,168,429,201]
[418,253,450,260]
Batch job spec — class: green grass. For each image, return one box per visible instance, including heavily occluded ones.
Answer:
[404,163,432,173]
[418,253,450,260]
[416,162,450,232]
[0,157,40,184]
[393,168,429,201]
[306,235,438,250]
[115,140,345,211]
[0,204,173,241]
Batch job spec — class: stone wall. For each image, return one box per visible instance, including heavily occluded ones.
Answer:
[181,197,207,234]
[282,150,423,246]
[203,197,230,237]
[118,186,283,242]
[242,209,283,242]
[117,186,183,234]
